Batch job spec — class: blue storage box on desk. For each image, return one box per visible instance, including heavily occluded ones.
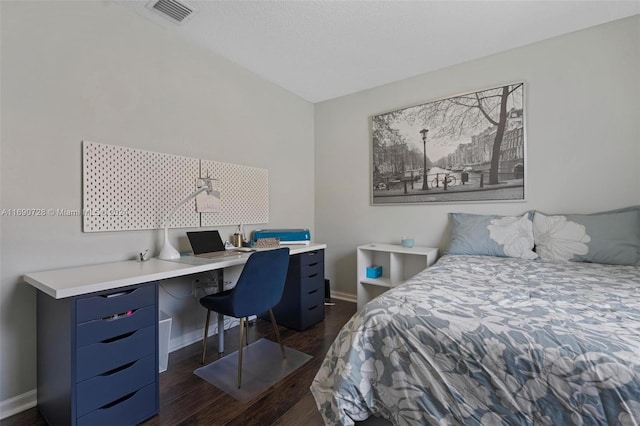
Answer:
[253,229,311,244]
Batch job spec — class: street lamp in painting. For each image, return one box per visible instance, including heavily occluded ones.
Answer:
[420,128,429,190]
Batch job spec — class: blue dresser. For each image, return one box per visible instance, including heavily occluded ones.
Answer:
[261,249,325,330]
[37,282,159,426]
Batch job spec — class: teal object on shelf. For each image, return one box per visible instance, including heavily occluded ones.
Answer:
[366,265,382,278]
[401,238,414,248]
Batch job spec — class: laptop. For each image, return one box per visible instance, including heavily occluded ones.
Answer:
[187,230,237,259]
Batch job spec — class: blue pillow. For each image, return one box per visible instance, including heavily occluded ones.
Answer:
[447,212,537,259]
[533,206,640,265]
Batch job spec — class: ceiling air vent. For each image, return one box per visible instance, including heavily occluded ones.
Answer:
[146,0,195,24]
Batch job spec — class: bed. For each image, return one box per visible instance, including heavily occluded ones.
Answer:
[311,210,640,425]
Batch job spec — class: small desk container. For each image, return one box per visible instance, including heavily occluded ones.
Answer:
[366,265,382,279]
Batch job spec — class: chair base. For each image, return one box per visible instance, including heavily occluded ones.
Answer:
[201,309,286,388]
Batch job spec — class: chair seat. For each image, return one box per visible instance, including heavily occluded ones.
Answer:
[199,289,235,317]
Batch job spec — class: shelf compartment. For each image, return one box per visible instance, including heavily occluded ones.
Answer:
[356,244,438,311]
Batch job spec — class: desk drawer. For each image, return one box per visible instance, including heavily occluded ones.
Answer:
[300,274,324,330]
[300,261,323,286]
[76,305,156,347]
[77,325,155,382]
[301,278,324,307]
[76,284,156,324]
[300,269,324,293]
[299,250,324,283]
[299,250,324,267]
[77,354,155,418]
[298,301,324,330]
[77,382,157,426]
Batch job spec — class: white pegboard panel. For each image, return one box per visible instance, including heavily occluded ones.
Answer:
[83,141,200,232]
[200,160,269,226]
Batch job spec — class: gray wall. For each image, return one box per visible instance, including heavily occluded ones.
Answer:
[0,1,314,405]
[315,15,640,298]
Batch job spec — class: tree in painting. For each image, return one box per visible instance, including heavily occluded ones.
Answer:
[427,84,522,185]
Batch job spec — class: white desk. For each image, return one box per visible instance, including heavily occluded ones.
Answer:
[25,244,326,298]
[25,243,326,351]
[26,243,326,426]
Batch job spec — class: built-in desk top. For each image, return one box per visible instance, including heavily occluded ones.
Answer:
[24,243,326,299]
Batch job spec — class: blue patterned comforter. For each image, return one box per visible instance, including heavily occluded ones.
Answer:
[311,255,640,425]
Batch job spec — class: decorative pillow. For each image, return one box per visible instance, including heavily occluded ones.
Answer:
[447,212,537,259]
[533,206,640,265]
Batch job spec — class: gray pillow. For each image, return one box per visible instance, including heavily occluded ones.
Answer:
[533,206,640,265]
[447,212,537,259]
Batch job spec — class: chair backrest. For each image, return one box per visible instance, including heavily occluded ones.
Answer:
[229,247,290,318]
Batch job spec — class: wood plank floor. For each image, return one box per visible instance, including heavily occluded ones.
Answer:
[1,300,356,426]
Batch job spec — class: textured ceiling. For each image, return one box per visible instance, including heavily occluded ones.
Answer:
[117,1,640,103]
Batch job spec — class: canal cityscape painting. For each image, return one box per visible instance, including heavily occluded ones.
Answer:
[371,83,525,204]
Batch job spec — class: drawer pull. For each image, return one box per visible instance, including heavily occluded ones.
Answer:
[308,251,318,256]
[102,331,135,344]
[308,305,318,311]
[102,289,135,299]
[307,273,319,279]
[101,308,137,321]
[308,262,319,267]
[101,390,137,409]
[100,361,135,377]
[308,289,318,295]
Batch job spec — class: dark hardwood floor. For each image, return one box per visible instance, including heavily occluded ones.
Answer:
[2,299,356,426]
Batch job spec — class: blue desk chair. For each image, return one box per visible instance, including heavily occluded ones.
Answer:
[199,247,290,388]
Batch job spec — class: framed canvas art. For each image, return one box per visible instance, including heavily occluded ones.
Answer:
[371,83,525,204]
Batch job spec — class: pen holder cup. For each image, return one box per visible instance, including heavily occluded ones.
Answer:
[231,234,243,247]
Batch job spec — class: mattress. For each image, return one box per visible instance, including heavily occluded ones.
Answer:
[311,255,640,425]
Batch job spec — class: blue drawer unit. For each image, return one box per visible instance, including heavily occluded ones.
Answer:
[260,249,325,331]
[36,282,159,426]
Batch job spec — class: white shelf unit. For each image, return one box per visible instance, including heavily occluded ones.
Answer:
[357,243,438,310]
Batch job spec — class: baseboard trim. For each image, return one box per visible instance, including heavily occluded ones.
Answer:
[329,290,356,304]
[0,389,37,420]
